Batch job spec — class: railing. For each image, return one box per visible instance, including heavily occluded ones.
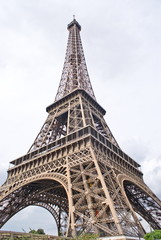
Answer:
[0,230,69,240]
[9,125,142,175]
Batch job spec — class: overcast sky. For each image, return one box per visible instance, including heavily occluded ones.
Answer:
[0,0,161,235]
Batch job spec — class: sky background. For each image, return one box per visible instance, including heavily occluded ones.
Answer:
[0,0,161,235]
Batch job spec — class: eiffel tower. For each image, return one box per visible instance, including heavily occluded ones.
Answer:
[0,18,161,239]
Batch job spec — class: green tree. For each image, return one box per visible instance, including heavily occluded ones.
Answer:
[37,228,45,235]
[144,230,161,240]
[29,228,45,235]
[29,229,37,234]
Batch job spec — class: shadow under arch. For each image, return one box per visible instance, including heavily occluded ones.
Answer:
[118,174,161,230]
[0,176,69,236]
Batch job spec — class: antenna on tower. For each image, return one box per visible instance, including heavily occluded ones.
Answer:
[73,15,75,20]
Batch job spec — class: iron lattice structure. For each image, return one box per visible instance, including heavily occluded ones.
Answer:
[0,19,161,238]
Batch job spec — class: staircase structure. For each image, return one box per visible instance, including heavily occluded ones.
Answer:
[0,18,161,239]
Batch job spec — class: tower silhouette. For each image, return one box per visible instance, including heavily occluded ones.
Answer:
[0,19,161,239]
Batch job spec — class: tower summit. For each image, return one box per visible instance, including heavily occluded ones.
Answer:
[55,18,96,101]
[0,19,161,239]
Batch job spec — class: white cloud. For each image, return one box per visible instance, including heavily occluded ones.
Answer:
[142,156,161,198]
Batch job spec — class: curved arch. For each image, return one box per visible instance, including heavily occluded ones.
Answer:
[2,172,68,200]
[0,176,69,236]
[118,174,161,230]
[1,193,68,228]
[3,202,67,236]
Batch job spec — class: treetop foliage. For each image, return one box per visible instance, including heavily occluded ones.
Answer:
[29,228,45,235]
[144,230,161,240]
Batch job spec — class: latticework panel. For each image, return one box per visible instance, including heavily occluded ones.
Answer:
[65,146,144,237]
[28,91,119,153]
